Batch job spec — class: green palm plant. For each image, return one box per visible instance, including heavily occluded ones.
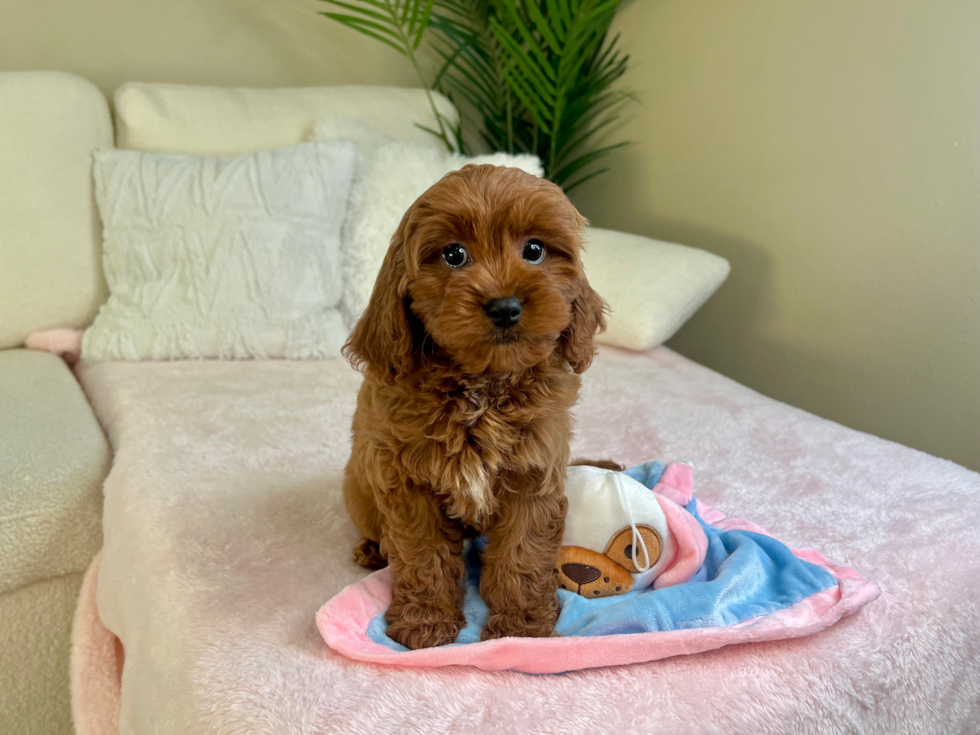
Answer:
[319,0,631,192]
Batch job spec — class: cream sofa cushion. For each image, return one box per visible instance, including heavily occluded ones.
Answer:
[114,82,457,155]
[0,72,113,349]
[583,228,730,351]
[0,350,109,596]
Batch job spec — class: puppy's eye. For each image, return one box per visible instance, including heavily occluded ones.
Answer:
[522,239,545,264]
[442,243,469,268]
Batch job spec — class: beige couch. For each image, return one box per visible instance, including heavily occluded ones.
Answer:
[0,70,498,733]
[0,71,730,734]
[0,70,501,734]
[0,73,113,734]
[0,67,498,735]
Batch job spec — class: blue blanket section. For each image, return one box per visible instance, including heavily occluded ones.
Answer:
[367,462,837,650]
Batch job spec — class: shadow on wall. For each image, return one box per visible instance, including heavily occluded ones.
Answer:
[570,0,980,472]
[625,215,979,471]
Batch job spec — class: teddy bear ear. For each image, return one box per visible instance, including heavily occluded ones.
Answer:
[652,462,694,506]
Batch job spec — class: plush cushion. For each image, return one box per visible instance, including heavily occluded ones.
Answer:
[82,143,356,362]
[0,72,113,350]
[583,228,730,351]
[0,350,109,597]
[309,117,543,324]
[114,82,458,155]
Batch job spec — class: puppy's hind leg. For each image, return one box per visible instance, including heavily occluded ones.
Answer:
[343,462,387,569]
[353,537,387,569]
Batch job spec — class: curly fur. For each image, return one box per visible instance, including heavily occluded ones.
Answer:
[342,165,607,649]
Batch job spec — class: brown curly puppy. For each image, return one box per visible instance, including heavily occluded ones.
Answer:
[342,164,606,650]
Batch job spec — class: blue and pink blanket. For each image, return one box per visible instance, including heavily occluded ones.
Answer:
[317,462,879,673]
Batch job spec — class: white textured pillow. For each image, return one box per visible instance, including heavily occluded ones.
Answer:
[583,228,730,351]
[310,116,543,324]
[83,143,356,361]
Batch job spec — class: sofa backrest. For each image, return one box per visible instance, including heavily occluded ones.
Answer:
[0,72,113,349]
[0,77,455,349]
[113,83,456,155]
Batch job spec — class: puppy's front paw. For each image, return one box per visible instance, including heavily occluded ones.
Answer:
[481,607,558,642]
[386,605,465,650]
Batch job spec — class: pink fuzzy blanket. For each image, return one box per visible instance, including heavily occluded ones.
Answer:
[72,347,980,734]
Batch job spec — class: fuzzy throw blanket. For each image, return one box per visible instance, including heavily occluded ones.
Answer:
[318,460,878,673]
[73,347,980,734]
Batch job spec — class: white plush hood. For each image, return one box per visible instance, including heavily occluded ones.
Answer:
[563,465,676,589]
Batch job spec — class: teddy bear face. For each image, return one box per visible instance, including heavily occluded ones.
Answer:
[559,466,678,597]
[555,524,664,597]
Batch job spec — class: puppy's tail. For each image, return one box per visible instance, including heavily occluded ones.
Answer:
[568,458,625,472]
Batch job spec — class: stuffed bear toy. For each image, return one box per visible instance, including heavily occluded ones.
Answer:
[555,463,708,598]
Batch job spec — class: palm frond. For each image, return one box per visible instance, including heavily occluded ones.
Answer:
[319,0,455,151]
[320,0,633,189]
[319,13,405,54]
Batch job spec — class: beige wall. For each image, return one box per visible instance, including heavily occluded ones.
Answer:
[577,0,980,470]
[2,0,977,469]
[0,0,416,95]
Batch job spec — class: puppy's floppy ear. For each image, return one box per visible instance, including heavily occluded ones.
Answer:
[560,279,608,373]
[342,225,415,380]
[559,209,607,374]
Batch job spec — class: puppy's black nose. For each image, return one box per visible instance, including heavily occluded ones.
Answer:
[484,296,523,328]
[561,563,601,585]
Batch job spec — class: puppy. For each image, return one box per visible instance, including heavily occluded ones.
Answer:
[342,164,606,650]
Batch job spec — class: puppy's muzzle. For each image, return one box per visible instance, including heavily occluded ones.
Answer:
[484,296,523,329]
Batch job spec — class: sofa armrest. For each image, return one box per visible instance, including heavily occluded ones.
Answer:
[0,350,109,595]
[581,228,730,352]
